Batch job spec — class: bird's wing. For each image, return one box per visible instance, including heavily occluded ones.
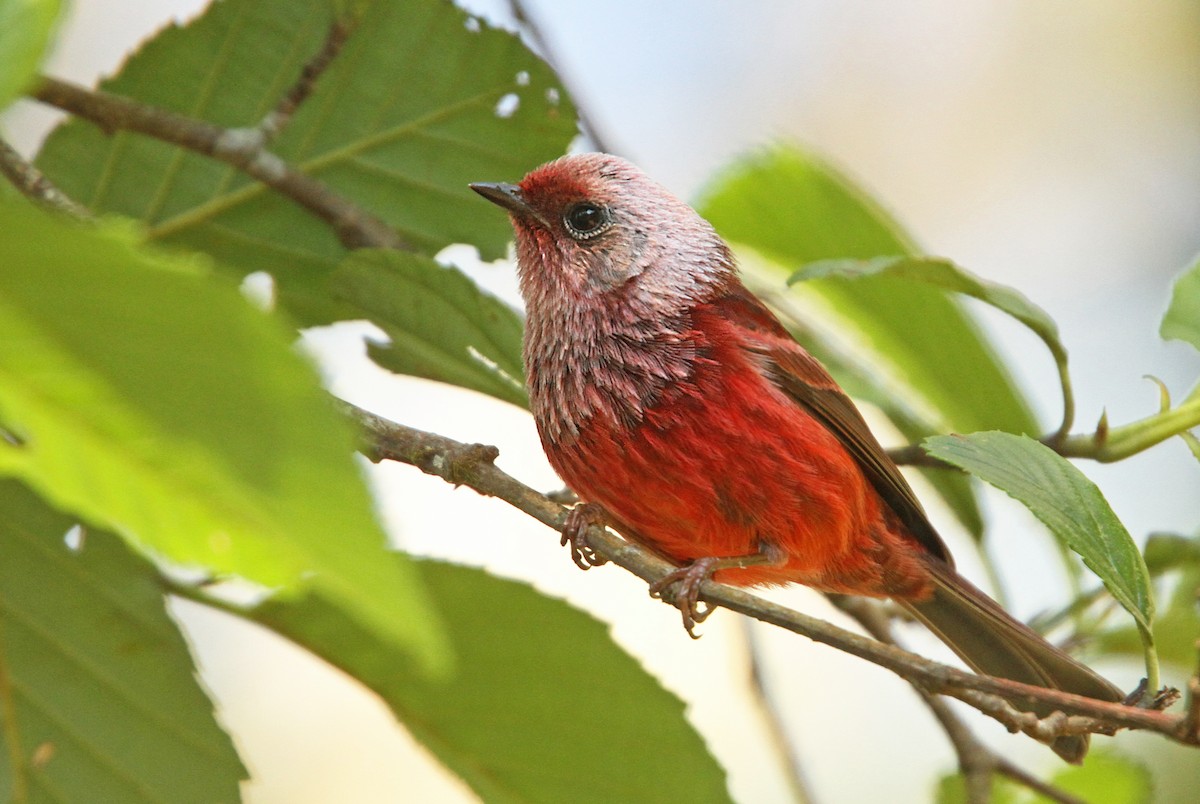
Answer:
[712,282,952,563]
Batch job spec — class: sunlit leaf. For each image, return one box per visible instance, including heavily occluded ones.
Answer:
[0,199,443,670]
[1049,751,1151,804]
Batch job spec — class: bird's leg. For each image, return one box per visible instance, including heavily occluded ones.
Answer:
[560,502,610,570]
[649,543,786,638]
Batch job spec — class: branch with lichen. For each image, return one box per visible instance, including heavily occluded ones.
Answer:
[339,398,1199,753]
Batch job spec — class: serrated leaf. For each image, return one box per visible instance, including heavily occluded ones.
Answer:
[0,199,444,671]
[35,0,577,325]
[254,559,733,804]
[1161,254,1200,351]
[0,0,61,110]
[924,432,1154,636]
[333,250,527,406]
[699,145,1039,439]
[0,480,245,803]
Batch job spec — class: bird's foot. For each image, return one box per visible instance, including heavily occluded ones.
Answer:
[560,502,610,570]
[648,557,719,639]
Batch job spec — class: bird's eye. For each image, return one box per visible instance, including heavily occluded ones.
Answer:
[563,202,612,240]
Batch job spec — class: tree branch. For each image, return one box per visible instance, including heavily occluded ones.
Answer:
[338,398,1194,751]
[28,75,407,251]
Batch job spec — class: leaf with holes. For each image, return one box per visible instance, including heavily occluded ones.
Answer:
[35,0,576,325]
[0,480,245,802]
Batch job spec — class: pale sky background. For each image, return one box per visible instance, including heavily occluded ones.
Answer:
[7,1,1200,802]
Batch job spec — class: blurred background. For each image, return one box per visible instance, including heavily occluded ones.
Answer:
[6,0,1200,801]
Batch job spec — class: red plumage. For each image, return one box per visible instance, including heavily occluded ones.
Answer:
[471,153,1122,762]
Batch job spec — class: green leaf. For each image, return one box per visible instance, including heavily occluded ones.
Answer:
[1161,254,1200,351]
[0,0,61,110]
[0,480,245,803]
[0,199,444,671]
[699,146,1038,438]
[1048,751,1152,804]
[254,559,733,804]
[35,0,577,325]
[794,255,1072,432]
[333,250,527,406]
[924,432,1155,637]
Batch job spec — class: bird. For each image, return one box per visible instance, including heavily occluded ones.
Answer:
[470,152,1123,761]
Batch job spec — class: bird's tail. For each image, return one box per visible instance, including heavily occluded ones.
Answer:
[899,557,1124,763]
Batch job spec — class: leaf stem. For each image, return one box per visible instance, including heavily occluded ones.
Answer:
[1054,393,1200,463]
[888,391,1200,468]
[1141,628,1162,702]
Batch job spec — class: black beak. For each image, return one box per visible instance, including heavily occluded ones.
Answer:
[469,182,534,216]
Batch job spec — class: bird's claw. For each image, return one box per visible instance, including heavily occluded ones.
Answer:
[648,557,718,639]
[561,502,609,570]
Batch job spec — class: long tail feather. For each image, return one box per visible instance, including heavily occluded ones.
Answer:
[900,558,1123,763]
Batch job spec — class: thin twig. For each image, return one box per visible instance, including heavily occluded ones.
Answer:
[29,76,407,251]
[740,619,815,803]
[0,136,91,218]
[339,398,1194,749]
[257,18,353,142]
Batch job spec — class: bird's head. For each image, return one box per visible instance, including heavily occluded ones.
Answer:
[471,153,734,314]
